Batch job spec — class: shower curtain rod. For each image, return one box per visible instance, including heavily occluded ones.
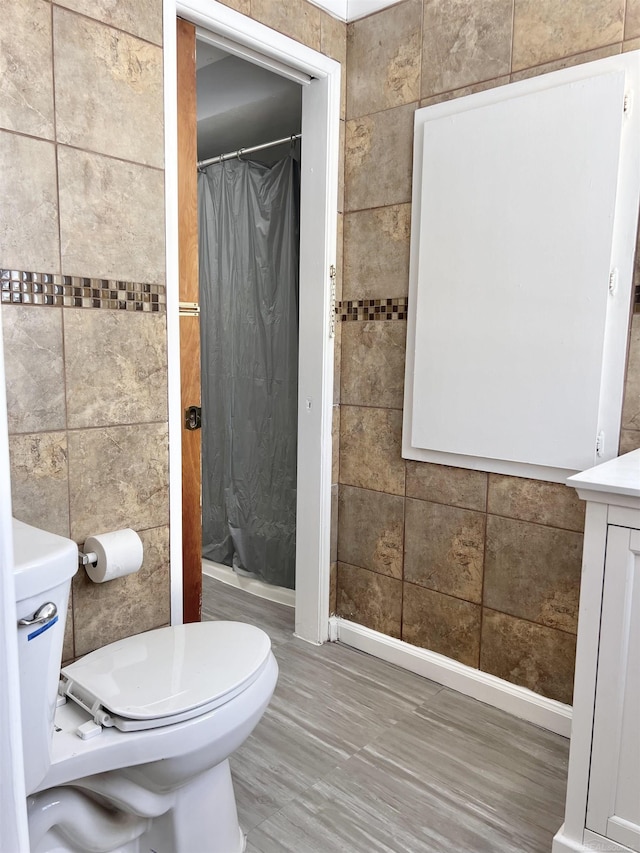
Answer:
[197,134,301,169]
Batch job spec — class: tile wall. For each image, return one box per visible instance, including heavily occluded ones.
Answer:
[228,0,349,611]
[201,0,349,620]
[337,0,640,705]
[4,0,639,707]
[0,0,169,662]
[0,0,347,663]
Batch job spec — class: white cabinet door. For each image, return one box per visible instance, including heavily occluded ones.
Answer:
[587,526,640,851]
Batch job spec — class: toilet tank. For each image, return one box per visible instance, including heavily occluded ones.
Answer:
[13,519,78,794]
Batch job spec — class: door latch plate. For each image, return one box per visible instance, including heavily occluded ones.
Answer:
[185,405,202,431]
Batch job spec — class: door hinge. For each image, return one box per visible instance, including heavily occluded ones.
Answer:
[596,431,605,457]
[329,264,337,339]
[624,91,632,116]
[179,301,200,316]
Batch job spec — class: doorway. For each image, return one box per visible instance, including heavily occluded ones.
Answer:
[197,39,301,598]
[164,0,341,643]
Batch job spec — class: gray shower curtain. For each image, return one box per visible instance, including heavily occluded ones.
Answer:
[198,156,300,590]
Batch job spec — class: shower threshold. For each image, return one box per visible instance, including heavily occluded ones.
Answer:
[202,559,295,608]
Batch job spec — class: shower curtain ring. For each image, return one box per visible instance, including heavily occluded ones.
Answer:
[237,148,245,161]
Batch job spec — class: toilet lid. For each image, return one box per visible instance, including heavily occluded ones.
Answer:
[60,622,272,727]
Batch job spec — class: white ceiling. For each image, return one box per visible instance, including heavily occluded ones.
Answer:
[308,0,403,21]
[196,41,228,70]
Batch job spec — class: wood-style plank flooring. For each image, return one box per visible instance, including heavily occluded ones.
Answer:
[202,575,569,853]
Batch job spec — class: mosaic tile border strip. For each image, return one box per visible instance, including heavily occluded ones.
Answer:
[338,289,640,317]
[4,272,635,315]
[1,269,166,312]
[337,297,408,322]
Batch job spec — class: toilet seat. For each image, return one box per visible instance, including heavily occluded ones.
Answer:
[60,621,272,733]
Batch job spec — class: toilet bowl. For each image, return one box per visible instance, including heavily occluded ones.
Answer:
[13,519,278,853]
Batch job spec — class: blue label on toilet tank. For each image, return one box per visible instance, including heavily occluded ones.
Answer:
[27,615,58,641]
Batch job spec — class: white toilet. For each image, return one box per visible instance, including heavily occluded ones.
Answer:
[13,518,278,852]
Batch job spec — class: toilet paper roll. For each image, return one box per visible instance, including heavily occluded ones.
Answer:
[83,529,144,583]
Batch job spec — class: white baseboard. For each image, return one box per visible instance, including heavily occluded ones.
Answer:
[552,827,585,852]
[332,618,572,737]
[583,829,634,852]
[203,559,295,608]
[553,826,633,853]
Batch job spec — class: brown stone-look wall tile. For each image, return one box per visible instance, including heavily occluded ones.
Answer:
[337,562,402,637]
[512,0,624,72]
[54,0,163,45]
[420,75,510,108]
[626,0,640,39]
[53,8,164,168]
[332,404,340,482]
[73,524,170,656]
[622,314,640,430]
[343,204,411,301]
[484,516,583,634]
[331,483,339,564]
[321,8,346,64]
[329,561,337,615]
[338,485,404,579]
[251,0,322,50]
[421,0,513,98]
[345,103,415,212]
[406,461,487,511]
[68,423,169,543]
[404,499,485,604]
[510,43,621,83]
[2,305,65,434]
[320,11,347,119]
[0,0,54,138]
[0,131,60,274]
[402,583,481,668]
[341,320,406,409]
[9,432,69,537]
[487,475,585,532]
[339,405,405,495]
[347,0,421,119]
[338,119,345,213]
[335,212,344,303]
[625,36,640,51]
[57,146,165,285]
[64,309,168,429]
[217,0,251,13]
[620,429,640,454]
[481,609,577,704]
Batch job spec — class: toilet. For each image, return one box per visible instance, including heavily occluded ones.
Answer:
[13,518,278,853]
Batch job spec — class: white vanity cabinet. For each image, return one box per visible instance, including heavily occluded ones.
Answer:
[554,449,640,853]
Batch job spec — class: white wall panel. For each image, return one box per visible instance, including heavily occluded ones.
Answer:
[403,53,640,482]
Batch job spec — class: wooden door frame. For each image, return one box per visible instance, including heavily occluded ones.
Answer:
[163,0,341,643]
[176,19,202,623]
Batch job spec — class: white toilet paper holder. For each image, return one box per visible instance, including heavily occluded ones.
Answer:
[79,550,98,568]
